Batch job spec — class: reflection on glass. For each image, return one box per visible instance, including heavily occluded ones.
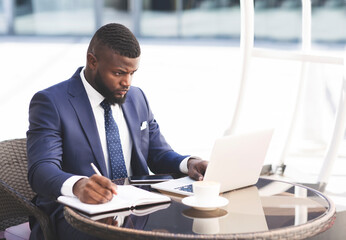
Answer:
[14,0,95,35]
[73,179,332,237]
[182,208,228,234]
[184,186,269,235]
[294,185,308,225]
[97,214,150,230]
[221,186,268,234]
[258,179,328,229]
[91,202,171,222]
[258,179,292,196]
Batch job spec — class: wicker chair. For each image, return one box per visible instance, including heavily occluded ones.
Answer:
[0,138,57,240]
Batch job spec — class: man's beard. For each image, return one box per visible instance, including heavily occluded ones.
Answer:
[94,71,127,105]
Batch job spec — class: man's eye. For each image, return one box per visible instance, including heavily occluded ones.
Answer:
[114,72,121,76]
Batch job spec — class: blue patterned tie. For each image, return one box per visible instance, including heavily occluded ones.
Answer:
[100,100,127,179]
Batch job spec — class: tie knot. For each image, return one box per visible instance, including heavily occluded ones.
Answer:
[100,100,111,112]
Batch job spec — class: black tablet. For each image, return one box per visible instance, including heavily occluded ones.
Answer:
[128,174,173,183]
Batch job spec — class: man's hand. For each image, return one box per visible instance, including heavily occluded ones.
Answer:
[73,174,117,204]
[187,158,208,181]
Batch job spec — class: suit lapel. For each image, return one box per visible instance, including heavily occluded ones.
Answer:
[122,92,150,175]
[122,95,141,152]
[67,69,109,177]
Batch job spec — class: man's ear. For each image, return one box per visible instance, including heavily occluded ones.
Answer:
[87,52,97,70]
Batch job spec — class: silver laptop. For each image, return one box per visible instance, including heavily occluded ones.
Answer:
[151,129,274,196]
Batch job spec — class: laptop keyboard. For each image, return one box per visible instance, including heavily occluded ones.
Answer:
[175,184,193,193]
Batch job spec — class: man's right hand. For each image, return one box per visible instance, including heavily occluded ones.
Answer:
[73,174,117,204]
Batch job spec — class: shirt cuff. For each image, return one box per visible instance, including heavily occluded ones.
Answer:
[60,175,88,197]
[179,156,202,174]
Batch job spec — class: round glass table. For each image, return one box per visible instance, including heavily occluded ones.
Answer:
[64,177,336,240]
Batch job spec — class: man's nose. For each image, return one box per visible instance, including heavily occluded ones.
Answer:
[121,74,132,87]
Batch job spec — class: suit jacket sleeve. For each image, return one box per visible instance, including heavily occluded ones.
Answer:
[27,90,74,199]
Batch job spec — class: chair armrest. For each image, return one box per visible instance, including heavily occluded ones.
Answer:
[0,180,57,240]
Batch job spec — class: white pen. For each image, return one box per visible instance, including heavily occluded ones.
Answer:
[91,163,102,176]
[90,163,118,194]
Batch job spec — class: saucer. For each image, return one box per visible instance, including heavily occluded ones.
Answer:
[182,196,229,211]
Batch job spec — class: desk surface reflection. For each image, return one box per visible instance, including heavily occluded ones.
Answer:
[64,178,335,240]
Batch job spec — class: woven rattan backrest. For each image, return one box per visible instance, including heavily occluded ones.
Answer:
[0,138,35,201]
[0,138,36,230]
[0,187,29,230]
[0,138,57,239]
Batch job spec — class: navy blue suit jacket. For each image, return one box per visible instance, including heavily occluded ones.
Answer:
[27,67,187,238]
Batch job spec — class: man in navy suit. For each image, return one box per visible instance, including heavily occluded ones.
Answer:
[27,23,208,239]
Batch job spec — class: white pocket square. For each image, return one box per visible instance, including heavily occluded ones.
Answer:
[140,121,147,130]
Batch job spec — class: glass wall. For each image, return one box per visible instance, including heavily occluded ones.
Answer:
[254,0,302,44]
[141,0,241,38]
[0,0,6,34]
[311,0,346,45]
[13,0,95,35]
[102,0,132,30]
[141,0,179,37]
[1,0,345,46]
[253,0,346,45]
[181,0,240,38]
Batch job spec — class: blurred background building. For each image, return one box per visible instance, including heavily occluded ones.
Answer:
[0,0,345,46]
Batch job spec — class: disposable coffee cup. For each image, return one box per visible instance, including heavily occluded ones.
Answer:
[193,181,220,205]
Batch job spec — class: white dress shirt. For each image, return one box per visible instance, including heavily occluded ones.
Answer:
[61,67,190,197]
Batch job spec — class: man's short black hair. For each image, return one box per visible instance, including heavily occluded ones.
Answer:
[88,23,141,58]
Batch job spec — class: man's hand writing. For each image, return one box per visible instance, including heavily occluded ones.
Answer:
[187,158,208,181]
[73,175,117,204]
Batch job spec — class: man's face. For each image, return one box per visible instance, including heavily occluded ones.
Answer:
[89,49,140,105]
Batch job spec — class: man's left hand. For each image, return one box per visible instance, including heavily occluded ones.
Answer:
[187,158,208,181]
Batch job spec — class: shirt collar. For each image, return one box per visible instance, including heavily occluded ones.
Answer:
[80,67,104,108]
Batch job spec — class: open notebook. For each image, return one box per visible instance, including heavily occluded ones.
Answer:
[57,185,170,215]
[151,129,274,196]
